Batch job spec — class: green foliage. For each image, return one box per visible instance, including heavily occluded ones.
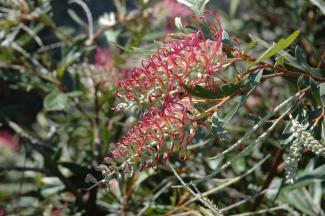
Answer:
[44,91,69,111]
[0,0,324,215]
[177,0,210,16]
[252,30,300,66]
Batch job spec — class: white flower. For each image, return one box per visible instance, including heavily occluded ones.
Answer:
[98,12,116,27]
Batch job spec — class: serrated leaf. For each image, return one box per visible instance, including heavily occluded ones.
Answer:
[223,95,246,122]
[44,91,68,111]
[253,30,300,65]
[245,69,263,90]
[211,112,230,143]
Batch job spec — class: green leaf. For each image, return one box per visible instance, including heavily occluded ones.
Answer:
[218,70,263,123]
[184,80,244,99]
[297,75,306,91]
[230,0,240,17]
[295,46,304,65]
[249,34,303,70]
[243,40,257,54]
[211,112,230,143]
[67,9,87,27]
[275,55,285,67]
[319,83,325,105]
[253,40,323,78]
[57,48,82,79]
[223,95,246,122]
[114,43,156,56]
[65,91,83,97]
[310,79,322,106]
[245,69,263,90]
[319,83,325,97]
[253,30,300,65]
[44,91,68,111]
[249,34,269,48]
[177,0,210,16]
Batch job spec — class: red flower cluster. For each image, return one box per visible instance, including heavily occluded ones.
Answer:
[109,97,195,171]
[115,22,224,109]
[104,14,232,173]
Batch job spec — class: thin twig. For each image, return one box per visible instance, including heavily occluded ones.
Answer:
[169,162,222,215]
[223,44,325,82]
[137,182,173,216]
[20,23,44,47]
[228,204,289,216]
[221,189,269,212]
[168,156,269,215]
[69,0,94,43]
[187,98,297,187]
[210,88,309,161]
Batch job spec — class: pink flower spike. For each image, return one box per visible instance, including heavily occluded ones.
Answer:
[0,130,19,153]
[107,98,195,170]
[95,48,114,68]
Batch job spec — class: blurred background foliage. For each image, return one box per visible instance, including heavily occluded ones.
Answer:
[0,0,324,215]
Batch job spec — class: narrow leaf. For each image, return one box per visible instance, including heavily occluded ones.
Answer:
[254,30,300,65]
[243,40,257,54]
[184,80,244,99]
[250,30,300,66]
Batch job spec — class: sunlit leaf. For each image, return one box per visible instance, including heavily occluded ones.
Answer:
[253,30,300,65]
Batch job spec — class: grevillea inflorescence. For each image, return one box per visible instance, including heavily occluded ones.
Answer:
[115,16,226,110]
[109,97,195,171]
[103,14,237,176]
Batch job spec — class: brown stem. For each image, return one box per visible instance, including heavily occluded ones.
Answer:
[223,44,325,82]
